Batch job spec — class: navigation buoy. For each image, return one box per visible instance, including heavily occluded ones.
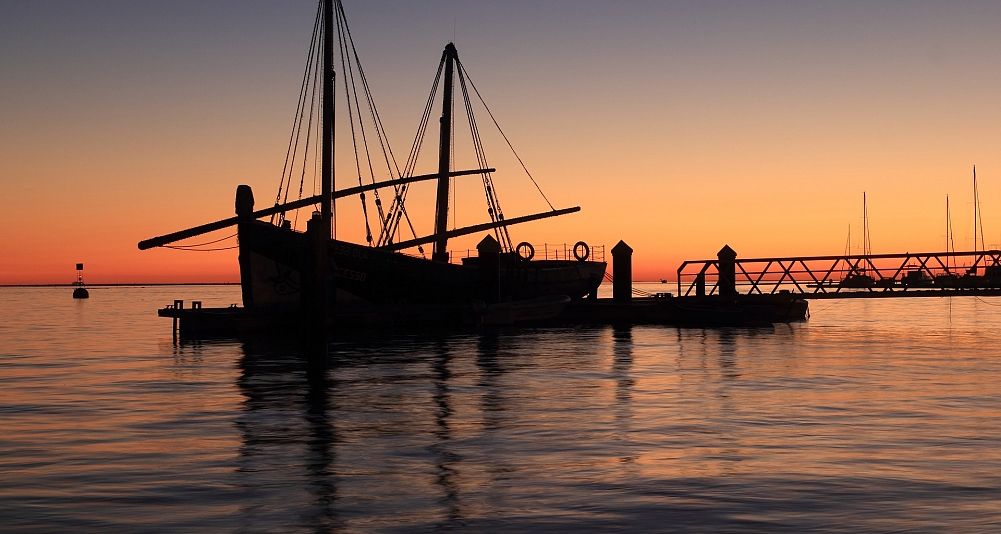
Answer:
[72,263,89,299]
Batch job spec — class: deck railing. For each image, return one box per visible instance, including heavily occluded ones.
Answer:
[448,243,606,264]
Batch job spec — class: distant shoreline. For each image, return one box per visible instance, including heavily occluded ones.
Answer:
[1,281,675,287]
[2,281,672,288]
[0,283,240,287]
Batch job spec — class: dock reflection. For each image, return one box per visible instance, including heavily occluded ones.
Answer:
[430,340,462,527]
[224,327,654,530]
[235,341,340,532]
[612,326,636,465]
[304,363,338,529]
[476,332,506,429]
[612,326,634,407]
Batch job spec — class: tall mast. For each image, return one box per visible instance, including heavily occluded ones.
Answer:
[303,0,334,356]
[432,43,457,262]
[322,0,334,235]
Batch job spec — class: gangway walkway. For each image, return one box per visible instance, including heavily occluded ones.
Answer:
[677,247,1001,299]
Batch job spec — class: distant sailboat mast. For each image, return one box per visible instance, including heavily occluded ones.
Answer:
[970,165,989,275]
[946,194,953,271]
[973,165,987,254]
[863,191,871,258]
[842,223,852,279]
[861,191,871,276]
[844,224,851,257]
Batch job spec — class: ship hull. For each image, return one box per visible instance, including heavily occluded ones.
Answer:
[237,221,605,308]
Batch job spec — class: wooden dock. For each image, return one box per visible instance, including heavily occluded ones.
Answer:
[160,293,809,338]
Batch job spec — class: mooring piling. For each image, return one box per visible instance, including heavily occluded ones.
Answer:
[717,244,738,296]
[302,212,330,375]
[477,235,502,302]
[612,240,633,302]
[235,185,255,308]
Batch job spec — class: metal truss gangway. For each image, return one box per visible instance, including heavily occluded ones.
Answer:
[677,247,1001,299]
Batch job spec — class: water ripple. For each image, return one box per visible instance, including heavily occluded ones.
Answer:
[2,287,1001,532]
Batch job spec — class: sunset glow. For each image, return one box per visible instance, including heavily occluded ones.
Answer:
[5,1,1001,283]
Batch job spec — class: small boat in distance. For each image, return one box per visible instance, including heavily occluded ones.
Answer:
[838,192,878,289]
[934,194,961,287]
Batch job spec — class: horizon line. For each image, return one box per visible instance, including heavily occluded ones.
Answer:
[0,282,241,288]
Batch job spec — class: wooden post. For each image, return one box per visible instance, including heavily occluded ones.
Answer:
[172,300,183,341]
[303,213,329,375]
[235,185,255,308]
[718,244,738,296]
[477,234,502,303]
[612,240,633,302]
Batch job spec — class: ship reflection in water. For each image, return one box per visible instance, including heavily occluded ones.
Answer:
[3,286,1001,532]
[229,307,1001,531]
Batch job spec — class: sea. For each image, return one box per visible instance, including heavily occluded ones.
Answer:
[2,284,1000,533]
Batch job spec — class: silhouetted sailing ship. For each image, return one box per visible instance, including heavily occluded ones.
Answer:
[139,0,605,312]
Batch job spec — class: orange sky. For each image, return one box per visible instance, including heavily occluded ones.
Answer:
[5,1,1001,284]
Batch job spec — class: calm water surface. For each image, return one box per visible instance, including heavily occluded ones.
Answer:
[2,285,1001,532]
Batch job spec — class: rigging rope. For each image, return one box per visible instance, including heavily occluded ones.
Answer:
[337,0,396,229]
[602,271,658,296]
[292,34,323,232]
[165,233,238,248]
[274,2,322,224]
[378,56,445,251]
[163,245,240,252]
[458,62,556,211]
[335,10,373,244]
[456,60,512,251]
[164,233,239,252]
[270,2,554,256]
[302,0,424,253]
[296,44,321,211]
[274,0,406,245]
[975,295,1001,307]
